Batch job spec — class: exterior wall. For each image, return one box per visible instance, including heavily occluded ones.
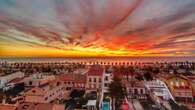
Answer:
[44,83,65,102]
[87,76,102,91]
[127,86,147,99]
[25,95,44,103]
[24,75,55,87]
[103,71,113,93]
[74,82,85,89]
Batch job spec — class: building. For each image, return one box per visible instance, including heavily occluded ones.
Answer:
[126,81,148,99]
[145,79,173,100]
[0,71,24,89]
[58,73,86,91]
[24,74,56,88]
[24,80,65,103]
[162,75,193,103]
[103,67,113,93]
[86,66,104,92]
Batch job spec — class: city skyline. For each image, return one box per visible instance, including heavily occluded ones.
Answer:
[0,0,195,57]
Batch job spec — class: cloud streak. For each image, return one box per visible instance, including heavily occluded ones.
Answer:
[0,0,195,56]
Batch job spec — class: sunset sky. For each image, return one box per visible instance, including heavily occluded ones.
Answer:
[0,0,195,57]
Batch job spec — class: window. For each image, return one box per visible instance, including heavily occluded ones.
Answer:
[29,81,32,85]
[105,83,109,87]
[134,89,138,94]
[94,78,96,82]
[181,82,185,87]
[44,97,48,101]
[105,76,108,81]
[176,82,179,87]
[99,78,101,82]
[89,78,92,82]
[140,89,143,94]
[32,90,36,93]
[170,81,174,86]
[57,82,60,86]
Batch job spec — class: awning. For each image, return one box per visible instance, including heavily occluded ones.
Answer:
[86,100,97,106]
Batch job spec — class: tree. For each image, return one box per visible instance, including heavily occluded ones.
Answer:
[109,76,127,110]
[70,89,85,99]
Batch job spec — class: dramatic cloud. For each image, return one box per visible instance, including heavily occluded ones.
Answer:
[0,0,195,57]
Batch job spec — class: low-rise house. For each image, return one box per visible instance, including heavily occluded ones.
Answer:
[126,81,148,99]
[24,80,65,103]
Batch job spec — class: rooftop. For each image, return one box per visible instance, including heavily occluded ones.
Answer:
[17,102,64,110]
[87,66,104,76]
[0,104,17,110]
[59,73,86,83]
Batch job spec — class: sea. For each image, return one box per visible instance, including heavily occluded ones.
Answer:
[0,56,195,63]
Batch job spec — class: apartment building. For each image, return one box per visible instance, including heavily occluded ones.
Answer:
[58,73,86,91]
[86,66,104,92]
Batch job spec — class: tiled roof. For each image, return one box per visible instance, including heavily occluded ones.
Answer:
[87,66,104,76]
[25,87,45,96]
[59,74,74,81]
[0,104,17,110]
[59,73,86,83]
[74,74,86,83]
[17,102,53,110]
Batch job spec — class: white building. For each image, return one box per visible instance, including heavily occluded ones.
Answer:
[0,71,24,89]
[24,74,56,87]
[103,67,113,93]
[144,79,174,100]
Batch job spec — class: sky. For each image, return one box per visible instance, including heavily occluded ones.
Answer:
[0,0,195,57]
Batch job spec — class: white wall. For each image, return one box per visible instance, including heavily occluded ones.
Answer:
[0,71,24,88]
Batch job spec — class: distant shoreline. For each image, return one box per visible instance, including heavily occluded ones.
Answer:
[0,56,195,63]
